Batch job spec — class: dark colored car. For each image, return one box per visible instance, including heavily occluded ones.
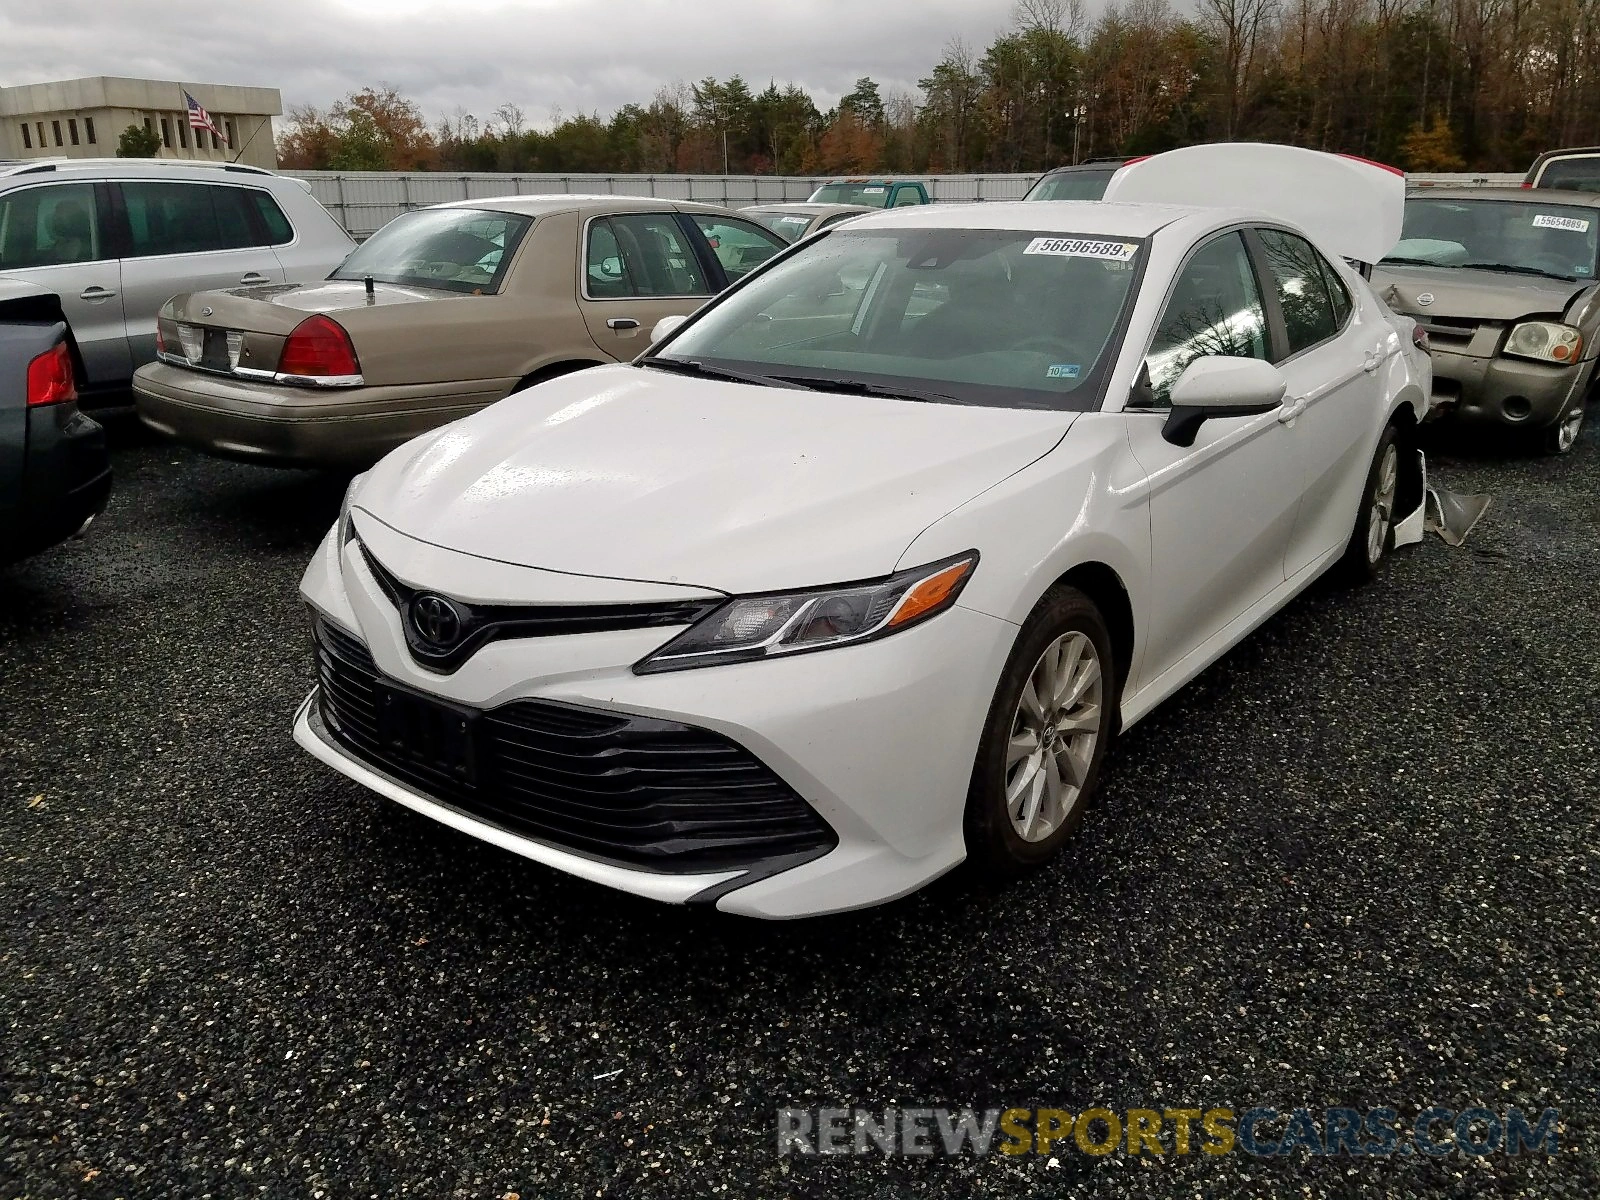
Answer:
[1524,147,1600,193]
[1023,159,1133,202]
[1373,187,1600,453]
[1,281,111,563]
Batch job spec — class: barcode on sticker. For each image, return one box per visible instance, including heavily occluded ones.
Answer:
[1532,214,1590,233]
[1024,237,1138,261]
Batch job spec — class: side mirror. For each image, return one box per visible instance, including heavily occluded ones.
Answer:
[1162,356,1287,447]
[651,314,688,343]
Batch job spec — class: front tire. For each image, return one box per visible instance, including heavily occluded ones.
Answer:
[1544,399,1585,456]
[964,586,1116,877]
[1334,424,1400,585]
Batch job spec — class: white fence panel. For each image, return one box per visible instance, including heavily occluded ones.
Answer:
[288,170,1518,238]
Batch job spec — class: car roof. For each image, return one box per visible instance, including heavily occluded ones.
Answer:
[838,199,1227,239]
[1036,159,1130,176]
[817,177,921,185]
[1530,146,1600,163]
[0,158,278,183]
[1409,185,1600,207]
[436,193,739,218]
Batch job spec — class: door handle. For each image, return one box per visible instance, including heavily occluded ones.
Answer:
[240,272,270,285]
[79,286,117,301]
[607,317,641,331]
[1277,396,1311,424]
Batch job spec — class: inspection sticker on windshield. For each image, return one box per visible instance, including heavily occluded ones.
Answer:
[1024,237,1138,262]
[862,187,886,194]
[1533,214,1590,232]
[1046,363,1081,379]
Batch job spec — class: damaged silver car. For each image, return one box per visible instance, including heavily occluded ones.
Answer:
[1373,187,1599,454]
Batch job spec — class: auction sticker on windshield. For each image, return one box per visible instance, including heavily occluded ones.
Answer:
[1024,237,1139,261]
[1532,214,1590,233]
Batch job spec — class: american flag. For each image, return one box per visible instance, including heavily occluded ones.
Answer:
[185,91,226,145]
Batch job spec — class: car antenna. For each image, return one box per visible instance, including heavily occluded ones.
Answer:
[364,275,375,303]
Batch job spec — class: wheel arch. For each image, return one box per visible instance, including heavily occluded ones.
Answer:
[511,358,606,393]
[1040,560,1135,732]
[1387,393,1425,522]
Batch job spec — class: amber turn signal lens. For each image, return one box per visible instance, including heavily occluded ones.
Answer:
[889,560,976,629]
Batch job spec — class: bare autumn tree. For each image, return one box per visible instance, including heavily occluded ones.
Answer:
[1198,0,1280,137]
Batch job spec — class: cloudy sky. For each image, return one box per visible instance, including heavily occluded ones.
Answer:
[1,0,1030,128]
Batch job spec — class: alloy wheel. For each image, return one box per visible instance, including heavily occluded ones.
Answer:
[1004,631,1103,843]
[1366,442,1398,565]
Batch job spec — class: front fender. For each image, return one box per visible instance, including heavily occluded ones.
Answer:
[896,410,1151,661]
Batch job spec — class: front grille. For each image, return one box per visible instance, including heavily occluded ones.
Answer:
[1405,313,1495,346]
[360,544,721,673]
[311,619,836,872]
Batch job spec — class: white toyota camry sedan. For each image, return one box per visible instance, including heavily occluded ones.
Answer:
[295,145,1431,919]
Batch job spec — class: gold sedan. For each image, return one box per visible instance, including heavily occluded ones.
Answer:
[133,195,788,467]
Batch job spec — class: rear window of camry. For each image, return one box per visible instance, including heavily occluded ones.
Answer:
[331,208,533,294]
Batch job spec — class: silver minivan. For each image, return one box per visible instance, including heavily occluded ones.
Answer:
[0,159,354,402]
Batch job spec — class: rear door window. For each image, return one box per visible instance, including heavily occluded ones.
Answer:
[0,183,106,268]
[590,214,710,297]
[1317,254,1353,327]
[121,182,265,256]
[1255,228,1340,357]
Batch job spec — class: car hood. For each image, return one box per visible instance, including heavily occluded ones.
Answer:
[1371,263,1591,321]
[354,364,1074,594]
[164,279,453,336]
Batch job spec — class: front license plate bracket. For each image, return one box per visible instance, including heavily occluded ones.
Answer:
[374,684,478,785]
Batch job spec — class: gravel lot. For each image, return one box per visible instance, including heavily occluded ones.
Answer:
[3,415,1597,1199]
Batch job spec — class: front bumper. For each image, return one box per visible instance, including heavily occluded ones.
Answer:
[296,523,1020,918]
[2,401,111,564]
[1427,347,1594,429]
[132,361,513,468]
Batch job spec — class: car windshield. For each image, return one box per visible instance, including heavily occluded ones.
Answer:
[1024,170,1116,202]
[331,208,532,293]
[655,227,1144,410]
[808,183,894,207]
[747,212,814,242]
[1384,198,1599,280]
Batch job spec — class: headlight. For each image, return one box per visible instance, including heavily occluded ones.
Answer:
[1504,321,1583,364]
[338,473,366,545]
[634,551,979,674]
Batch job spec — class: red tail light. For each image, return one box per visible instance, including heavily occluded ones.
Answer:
[26,341,77,407]
[278,315,360,380]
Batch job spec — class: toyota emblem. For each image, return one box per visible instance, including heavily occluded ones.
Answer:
[1416,292,1434,306]
[409,594,464,648]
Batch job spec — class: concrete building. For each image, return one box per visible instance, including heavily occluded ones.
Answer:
[0,77,280,169]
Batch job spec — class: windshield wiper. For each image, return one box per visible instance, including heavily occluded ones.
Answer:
[1380,256,1448,267]
[766,374,961,404]
[637,356,813,390]
[1459,262,1577,281]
